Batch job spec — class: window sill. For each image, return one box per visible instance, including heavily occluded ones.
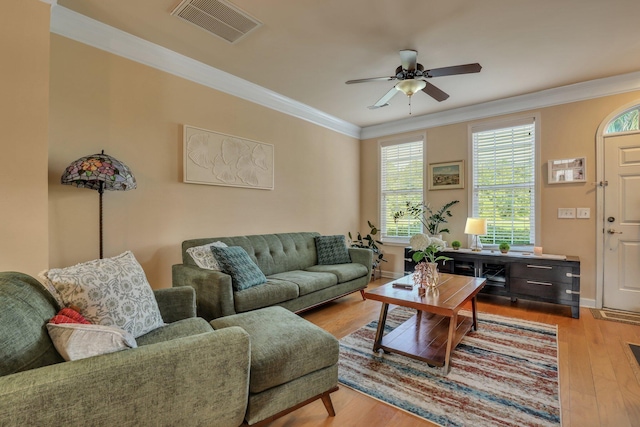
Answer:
[380,238,410,247]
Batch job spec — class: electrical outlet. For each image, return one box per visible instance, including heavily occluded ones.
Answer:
[577,208,590,219]
[558,208,576,219]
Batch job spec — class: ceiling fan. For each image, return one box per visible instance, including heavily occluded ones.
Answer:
[346,49,481,111]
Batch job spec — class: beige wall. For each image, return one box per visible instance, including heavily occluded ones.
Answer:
[361,91,640,303]
[48,35,361,288]
[0,0,51,277]
[4,6,638,303]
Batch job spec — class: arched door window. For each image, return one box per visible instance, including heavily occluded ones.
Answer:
[605,106,639,134]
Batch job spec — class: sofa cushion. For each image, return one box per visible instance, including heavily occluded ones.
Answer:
[210,306,339,394]
[40,251,165,338]
[186,241,228,270]
[267,270,337,296]
[233,280,299,313]
[182,232,320,276]
[211,246,267,291]
[306,263,368,283]
[0,273,63,376]
[136,317,213,346]
[315,235,351,265]
[46,323,137,361]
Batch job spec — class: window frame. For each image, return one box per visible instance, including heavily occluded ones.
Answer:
[467,114,541,251]
[378,133,426,245]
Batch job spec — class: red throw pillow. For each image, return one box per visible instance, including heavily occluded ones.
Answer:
[50,307,91,325]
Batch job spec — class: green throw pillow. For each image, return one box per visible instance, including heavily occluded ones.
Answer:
[315,235,352,265]
[210,246,267,291]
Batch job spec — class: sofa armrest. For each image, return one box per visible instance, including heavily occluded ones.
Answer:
[0,327,250,427]
[348,247,373,279]
[153,286,197,323]
[172,264,236,320]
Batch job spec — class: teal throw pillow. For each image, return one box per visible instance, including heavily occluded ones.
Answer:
[210,246,267,291]
[315,235,352,265]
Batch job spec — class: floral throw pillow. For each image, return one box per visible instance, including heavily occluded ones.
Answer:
[40,251,164,338]
[186,241,228,270]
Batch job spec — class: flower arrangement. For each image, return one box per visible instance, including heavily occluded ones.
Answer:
[409,234,452,264]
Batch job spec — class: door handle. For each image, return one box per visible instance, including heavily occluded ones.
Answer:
[607,229,622,234]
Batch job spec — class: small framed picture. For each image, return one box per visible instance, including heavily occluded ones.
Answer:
[548,157,586,184]
[429,160,464,190]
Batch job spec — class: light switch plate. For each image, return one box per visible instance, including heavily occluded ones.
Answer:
[577,207,590,219]
[558,208,576,219]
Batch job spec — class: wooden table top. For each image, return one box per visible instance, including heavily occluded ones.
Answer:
[364,273,486,317]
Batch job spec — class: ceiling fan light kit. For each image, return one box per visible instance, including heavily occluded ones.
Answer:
[396,79,427,97]
[346,49,481,114]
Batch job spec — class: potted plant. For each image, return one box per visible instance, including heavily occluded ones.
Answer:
[451,240,461,250]
[392,200,460,236]
[499,242,510,254]
[349,221,387,279]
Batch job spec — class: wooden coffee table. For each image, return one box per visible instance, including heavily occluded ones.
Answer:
[364,273,486,374]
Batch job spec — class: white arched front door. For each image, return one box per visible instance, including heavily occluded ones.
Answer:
[596,102,640,312]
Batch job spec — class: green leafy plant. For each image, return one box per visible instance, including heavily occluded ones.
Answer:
[499,242,510,253]
[348,221,387,269]
[393,200,460,235]
[451,240,461,250]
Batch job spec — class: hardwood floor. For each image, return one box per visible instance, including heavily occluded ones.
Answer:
[268,278,640,427]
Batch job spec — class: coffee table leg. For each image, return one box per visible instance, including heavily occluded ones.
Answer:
[443,313,457,375]
[373,303,389,352]
[471,296,478,331]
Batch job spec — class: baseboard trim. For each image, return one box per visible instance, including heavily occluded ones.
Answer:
[579,298,596,309]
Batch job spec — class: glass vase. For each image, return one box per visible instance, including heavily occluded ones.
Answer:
[413,262,440,296]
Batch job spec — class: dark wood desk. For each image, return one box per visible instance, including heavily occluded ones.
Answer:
[364,273,486,374]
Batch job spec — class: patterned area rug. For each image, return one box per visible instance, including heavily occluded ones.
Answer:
[339,307,560,427]
[590,308,640,326]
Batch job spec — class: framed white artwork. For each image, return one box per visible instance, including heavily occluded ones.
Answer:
[183,125,274,190]
[548,157,586,184]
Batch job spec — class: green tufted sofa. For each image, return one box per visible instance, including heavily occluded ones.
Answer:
[0,271,251,427]
[172,232,373,320]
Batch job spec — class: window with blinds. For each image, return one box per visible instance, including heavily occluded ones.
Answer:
[471,119,536,247]
[380,138,424,242]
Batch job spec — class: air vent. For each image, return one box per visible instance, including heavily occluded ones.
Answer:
[170,0,262,44]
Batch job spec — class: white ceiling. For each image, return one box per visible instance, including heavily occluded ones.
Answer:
[56,0,640,130]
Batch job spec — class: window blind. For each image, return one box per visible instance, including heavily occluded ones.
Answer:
[380,140,423,240]
[471,120,536,246]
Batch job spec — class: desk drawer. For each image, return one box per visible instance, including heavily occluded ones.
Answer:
[510,277,573,302]
[511,262,573,283]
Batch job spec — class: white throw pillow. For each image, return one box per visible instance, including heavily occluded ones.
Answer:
[186,241,228,270]
[40,251,165,338]
[47,323,137,361]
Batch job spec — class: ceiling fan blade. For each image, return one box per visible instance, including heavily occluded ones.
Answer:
[346,76,396,84]
[399,49,418,71]
[422,81,449,102]
[425,63,482,78]
[368,86,400,109]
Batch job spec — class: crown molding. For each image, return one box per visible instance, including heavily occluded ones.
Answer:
[49,6,361,139]
[361,71,640,139]
[50,6,640,142]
